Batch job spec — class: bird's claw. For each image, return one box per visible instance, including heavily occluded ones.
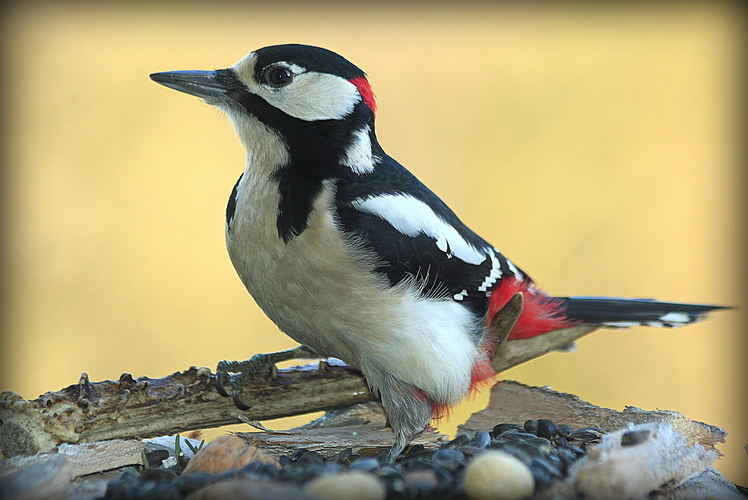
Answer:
[214,355,284,410]
[231,390,251,411]
[214,346,317,410]
[215,363,231,397]
[215,359,262,409]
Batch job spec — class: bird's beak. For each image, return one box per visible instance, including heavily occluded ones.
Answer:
[150,70,227,100]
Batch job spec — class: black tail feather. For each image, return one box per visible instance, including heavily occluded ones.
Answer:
[559,297,728,328]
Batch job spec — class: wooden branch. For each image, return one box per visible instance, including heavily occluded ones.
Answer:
[0,363,374,457]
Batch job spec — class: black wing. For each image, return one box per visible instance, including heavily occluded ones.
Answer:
[335,155,524,317]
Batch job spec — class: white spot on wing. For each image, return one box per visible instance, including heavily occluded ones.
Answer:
[477,251,502,292]
[341,126,375,174]
[350,194,487,265]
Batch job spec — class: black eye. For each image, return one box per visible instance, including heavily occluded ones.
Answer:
[265,66,293,87]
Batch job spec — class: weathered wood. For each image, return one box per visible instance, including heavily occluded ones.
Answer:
[0,363,374,457]
[237,401,445,458]
[459,380,726,450]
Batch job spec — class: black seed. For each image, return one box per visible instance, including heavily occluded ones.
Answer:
[554,437,570,448]
[556,424,573,437]
[569,427,604,442]
[531,457,562,479]
[531,467,554,489]
[331,447,353,464]
[567,445,587,458]
[536,419,557,439]
[288,448,312,462]
[621,429,650,446]
[524,419,538,434]
[444,434,470,448]
[557,447,579,468]
[432,448,466,470]
[491,423,523,437]
[494,430,539,442]
[473,431,491,448]
[349,456,380,472]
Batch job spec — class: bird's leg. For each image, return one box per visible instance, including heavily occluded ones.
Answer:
[215,344,319,410]
[383,433,410,464]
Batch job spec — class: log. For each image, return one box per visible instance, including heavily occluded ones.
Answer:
[0,363,374,458]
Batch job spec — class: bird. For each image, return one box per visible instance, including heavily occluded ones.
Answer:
[150,44,725,463]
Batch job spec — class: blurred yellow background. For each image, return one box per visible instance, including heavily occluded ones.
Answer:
[1,2,745,484]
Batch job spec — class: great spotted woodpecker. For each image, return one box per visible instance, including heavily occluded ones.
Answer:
[151,44,724,462]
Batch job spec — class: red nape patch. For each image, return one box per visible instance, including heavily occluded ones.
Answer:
[486,279,578,341]
[349,76,377,116]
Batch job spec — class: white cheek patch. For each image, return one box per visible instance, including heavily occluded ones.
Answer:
[351,194,487,265]
[268,71,360,121]
[341,125,375,174]
[233,54,360,122]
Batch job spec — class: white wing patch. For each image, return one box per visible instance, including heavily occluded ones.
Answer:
[350,194,487,265]
[341,125,375,174]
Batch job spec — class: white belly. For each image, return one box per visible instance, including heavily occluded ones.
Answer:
[226,172,480,404]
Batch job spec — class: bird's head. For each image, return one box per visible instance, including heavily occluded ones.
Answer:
[151,44,378,175]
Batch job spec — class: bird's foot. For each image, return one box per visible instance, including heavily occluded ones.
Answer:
[215,345,317,410]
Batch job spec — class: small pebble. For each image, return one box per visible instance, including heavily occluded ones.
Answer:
[182,435,279,475]
[463,451,535,500]
[305,470,386,500]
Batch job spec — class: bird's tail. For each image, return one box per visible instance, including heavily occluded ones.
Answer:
[486,278,727,340]
[558,296,726,328]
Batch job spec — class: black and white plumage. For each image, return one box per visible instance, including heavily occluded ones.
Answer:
[150,44,724,462]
